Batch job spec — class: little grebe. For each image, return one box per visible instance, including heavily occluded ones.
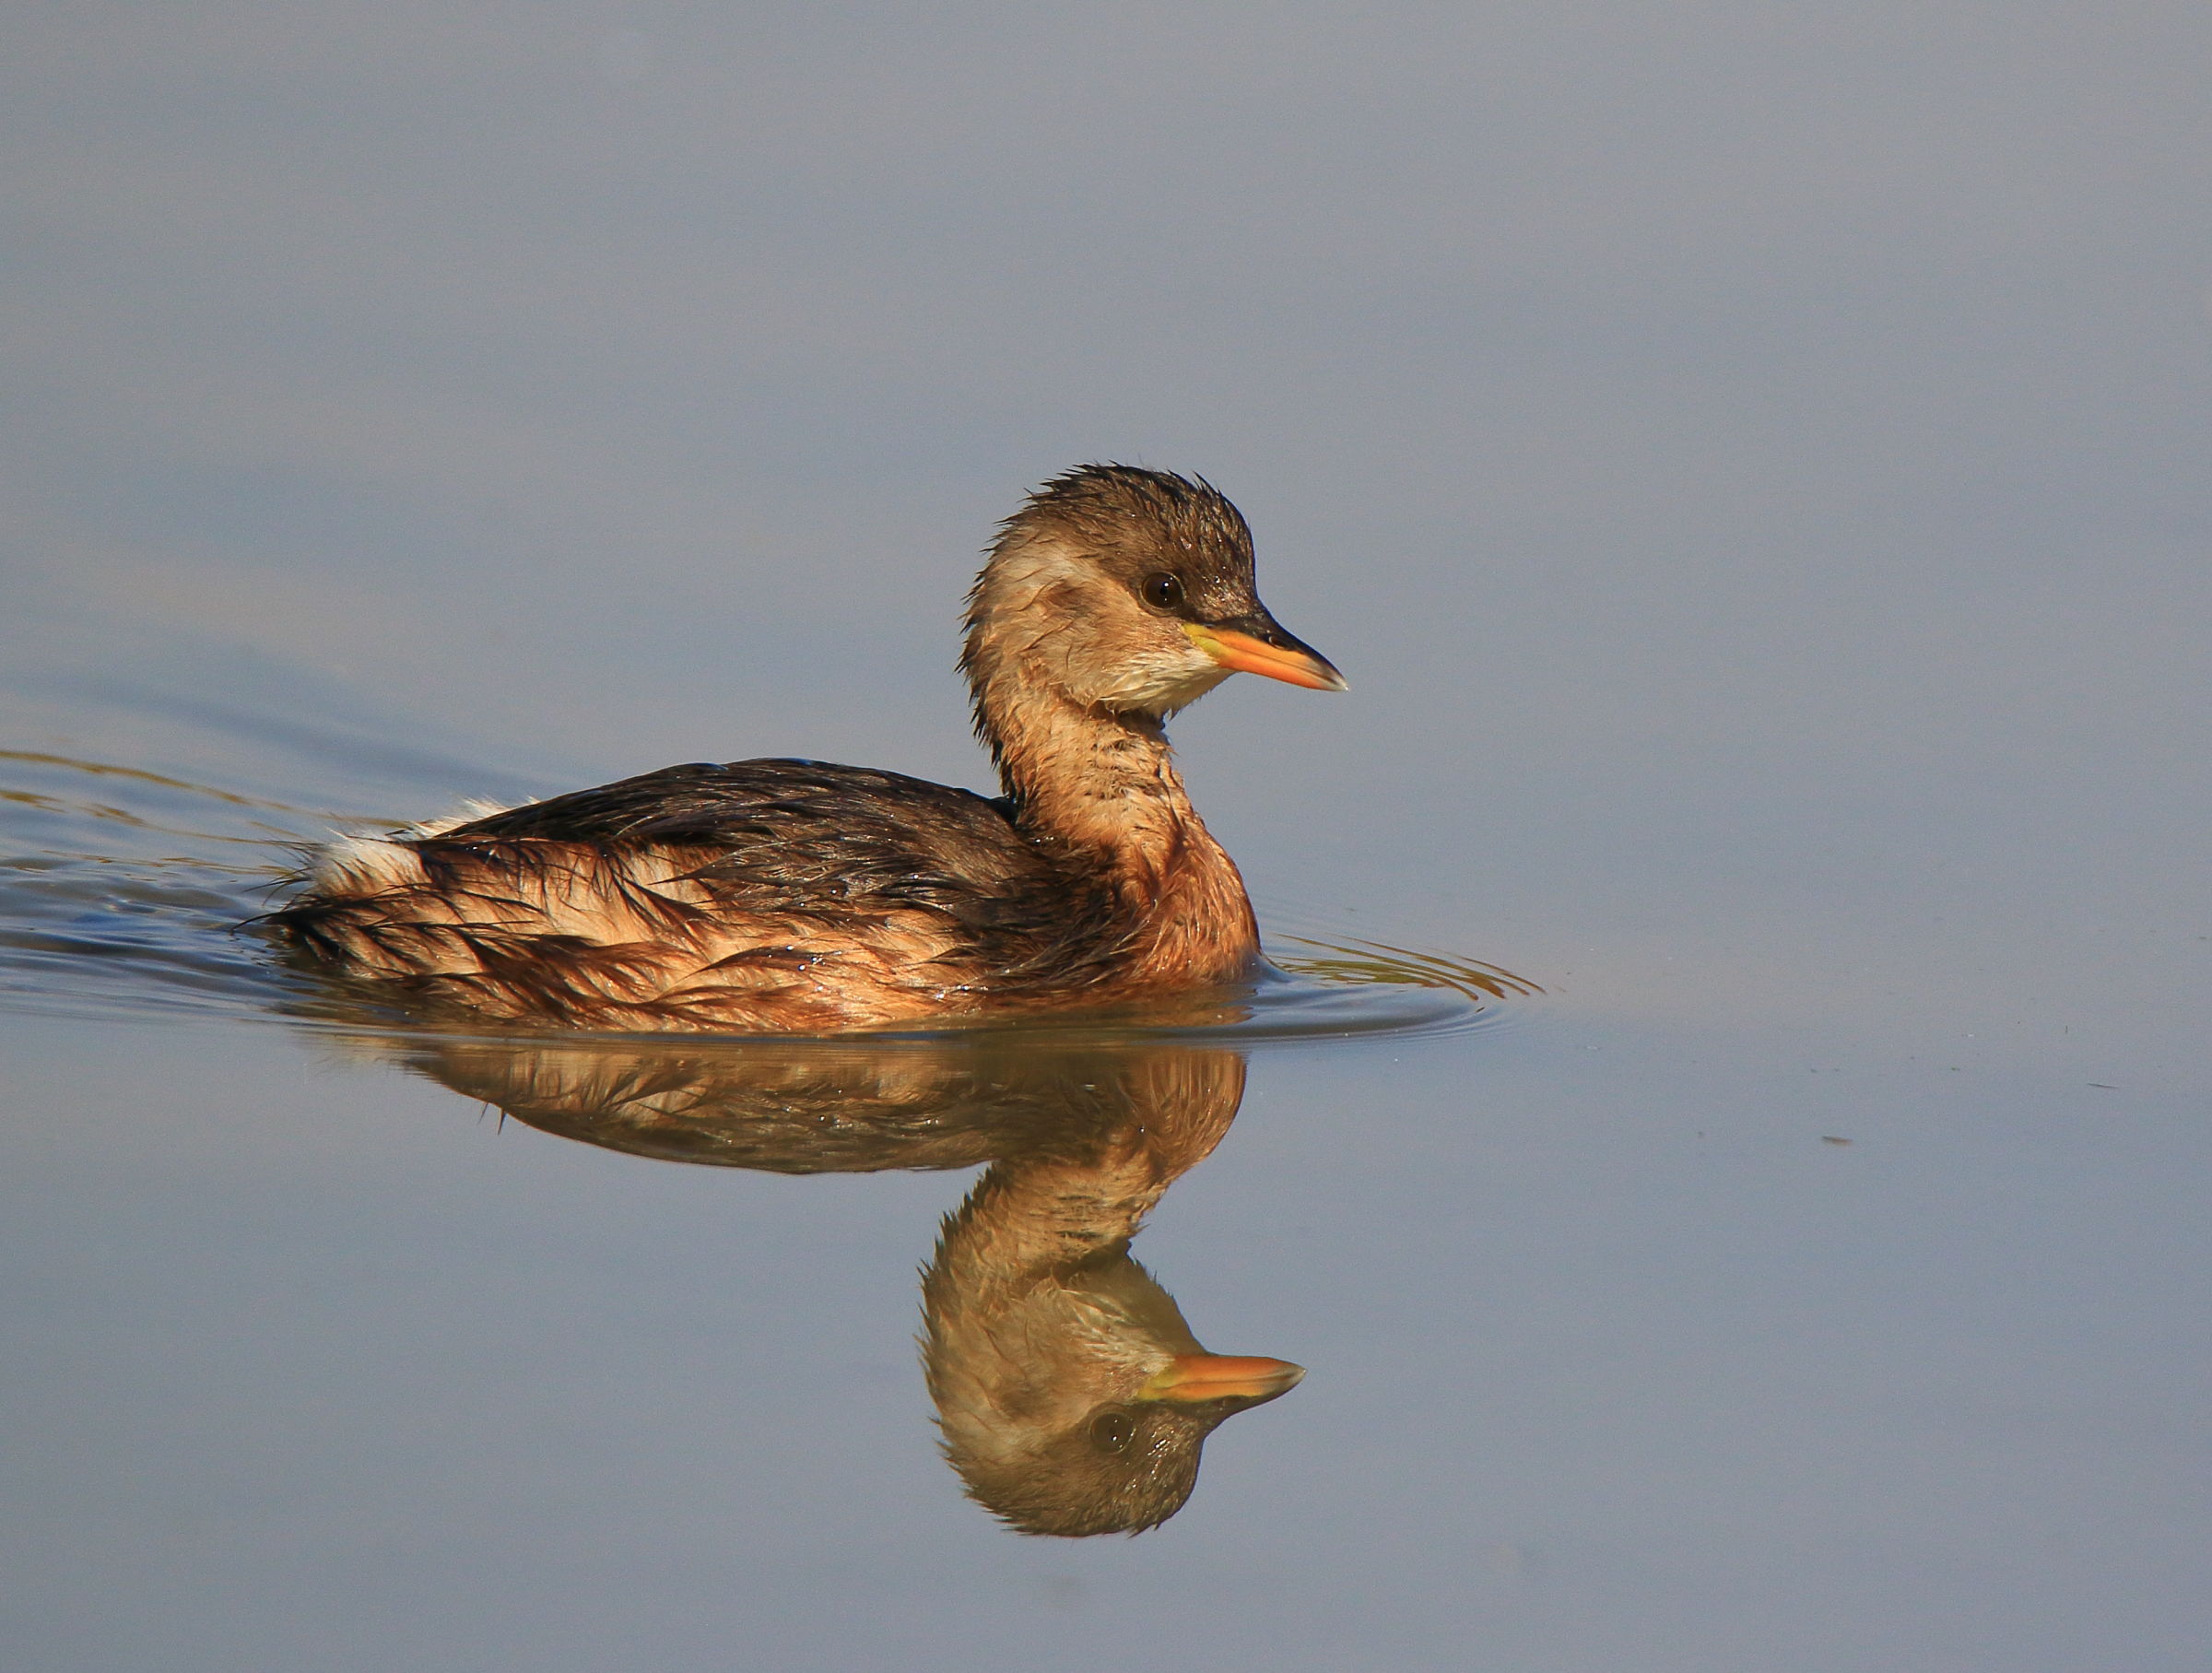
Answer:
[271,465,1344,1030]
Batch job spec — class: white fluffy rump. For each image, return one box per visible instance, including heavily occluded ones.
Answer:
[307,800,517,898]
[308,835,427,898]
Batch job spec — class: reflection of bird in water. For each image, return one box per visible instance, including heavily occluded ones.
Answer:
[390,1029,1300,1534]
[269,466,1343,1031]
[922,1050,1301,1536]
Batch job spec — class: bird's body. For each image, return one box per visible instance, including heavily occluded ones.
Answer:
[270,466,1342,1031]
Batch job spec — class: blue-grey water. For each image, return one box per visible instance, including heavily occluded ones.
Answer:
[5,6,2209,1670]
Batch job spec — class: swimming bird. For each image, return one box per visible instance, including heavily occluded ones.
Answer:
[270,465,1344,1031]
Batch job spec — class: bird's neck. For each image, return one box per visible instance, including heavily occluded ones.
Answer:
[976,683,1260,979]
[934,1055,1243,1294]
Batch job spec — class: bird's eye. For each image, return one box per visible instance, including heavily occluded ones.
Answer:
[1090,1410,1136,1454]
[1140,572,1185,612]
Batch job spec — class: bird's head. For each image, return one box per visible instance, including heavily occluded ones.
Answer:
[962,465,1345,726]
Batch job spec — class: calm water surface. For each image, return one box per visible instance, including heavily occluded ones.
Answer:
[6,8,2211,1671]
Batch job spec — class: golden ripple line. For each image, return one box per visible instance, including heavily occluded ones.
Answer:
[1270,935,1543,1004]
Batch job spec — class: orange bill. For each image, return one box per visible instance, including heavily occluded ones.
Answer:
[1139,1353,1308,1404]
[1184,622,1348,691]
